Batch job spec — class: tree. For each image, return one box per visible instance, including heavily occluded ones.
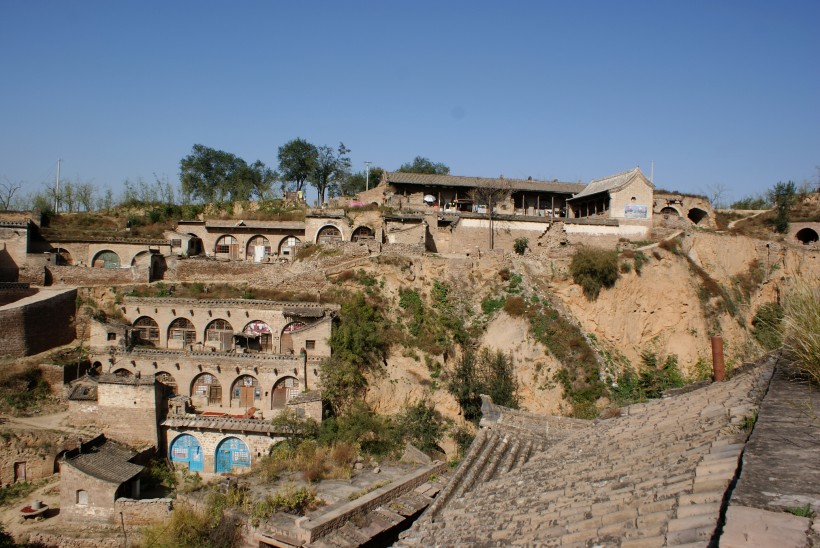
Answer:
[769,180,796,233]
[0,178,21,210]
[469,178,511,249]
[341,167,384,196]
[180,144,274,203]
[311,143,351,205]
[278,138,318,194]
[447,348,519,424]
[397,156,450,175]
[76,182,96,211]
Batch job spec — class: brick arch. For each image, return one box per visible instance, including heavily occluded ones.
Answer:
[351,225,375,242]
[230,375,261,408]
[169,433,203,472]
[92,249,121,269]
[131,250,152,269]
[204,318,234,351]
[52,247,73,265]
[156,371,178,395]
[214,436,251,473]
[246,234,271,263]
[278,235,301,256]
[316,224,343,244]
[280,321,306,354]
[238,320,273,352]
[133,316,160,347]
[214,234,239,259]
[191,372,222,405]
[113,368,133,377]
[659,206,681,217]
[168,317,196,349]
[271,376,300,410]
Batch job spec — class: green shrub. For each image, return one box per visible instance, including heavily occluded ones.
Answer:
[569,246,619,300]
[395,399,445,453]
[633,252,648,275]
[614,352,687,402]
[752,302,784,351]
[448,348,519,423]
[782,282,820,384]
[513,237,528,255]
[481,296,505,315]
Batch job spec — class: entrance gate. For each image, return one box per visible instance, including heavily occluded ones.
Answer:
[169,434,203,472]
[215,437,251,474]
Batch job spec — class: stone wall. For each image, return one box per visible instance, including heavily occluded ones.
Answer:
[32,240,171,268]
[47,264,145,286]
[0,224,28,282]
[0,288,76,357]
[384,220,426,247]
[60,463,120,524]
[444,217,551,255]
[609,177,655,221]
[97,380,161,447]
[27,533,122,548]
[0,432,62,486]
[116,497,173,526]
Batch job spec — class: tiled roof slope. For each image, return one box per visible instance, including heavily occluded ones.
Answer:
[385,172,586,194]
[399,362,772,547]
[569,167,653,201]
[64,439,143,484]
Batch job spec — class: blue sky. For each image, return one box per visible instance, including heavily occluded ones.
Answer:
[1,1,818,205]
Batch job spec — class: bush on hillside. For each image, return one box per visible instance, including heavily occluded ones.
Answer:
[569,246,619,300]
[448,348,519,423]
[782,282,820,384]
[752,302,784,351]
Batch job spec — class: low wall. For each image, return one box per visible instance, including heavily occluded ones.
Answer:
[293,461,449,543]
[116,498,174,526]
[27,533,122,548]
[0,288,76,357]
[47,265,144,286]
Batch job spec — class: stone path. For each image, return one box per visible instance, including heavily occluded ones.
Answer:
[398,358,775,547]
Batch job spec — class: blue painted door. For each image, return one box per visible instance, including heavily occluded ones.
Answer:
[170,434,203,472]
[214,437,251,474]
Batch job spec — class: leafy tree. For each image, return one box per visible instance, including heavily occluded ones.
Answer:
[75,182,96,211]
[769,180,796,233]
[311,143,351,204]
[396,399,445,454]
[341,167,384,196]
[397,156,450,175]
[180,144,274,203]
[278,138,319,194]
[448,348,519,423]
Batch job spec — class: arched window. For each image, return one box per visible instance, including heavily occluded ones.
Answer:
[169,434,203,472]
[247,235,271,262]
[351,226,375,242]
[272,376,300,409]
[156,372,178,395]
[205,319,234,351]
[133,316,160,346]
[316,225,342,244]
[191,373,222,405]
[278,235,300,256]
[92,250,120,269]
[280,322,306,354]
[659,207,679,217]
[231,375,261,407]
[240,321,272,353]
[215,235,239,258]
[168,318,196,347]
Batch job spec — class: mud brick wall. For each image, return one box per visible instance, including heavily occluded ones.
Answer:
[116,498,173,526]
[60,464,120,524]
[0,225,28,282]
[0,288,76,357]
[97,382,160,447]
[47,265,144,286]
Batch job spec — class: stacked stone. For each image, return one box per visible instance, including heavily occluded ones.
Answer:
[399,362,772,547]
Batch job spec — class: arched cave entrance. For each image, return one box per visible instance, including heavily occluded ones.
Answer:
[795,227,819,245]
[687,208,708,225]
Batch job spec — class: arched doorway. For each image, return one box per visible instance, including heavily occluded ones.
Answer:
[239,321,272,353]
[113,368,133,377]
[280,322,306,354]
[795,227,819,244]
[186,234,203,256]
[168,318,196,349]
[53,248,73,265]
[215,437,251,474]
[659,207,680,217]
[131,250,152,270]
[92,250,120,269]
[231,375,261,408]
[687,208,708,225]
[215,235,239,259]
[204,319,234,351]
[316,225,342,244]
[133,316,160,346]
[247,235,271,263]
[272,376,300,410]
[351,226,375,242]
[278,236,300,257]
[156,371,178,395]
[169,434,203,472]
[191,373,222,405]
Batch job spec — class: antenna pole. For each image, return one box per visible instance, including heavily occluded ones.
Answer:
[55,158,61,212]
[650,160,654,184]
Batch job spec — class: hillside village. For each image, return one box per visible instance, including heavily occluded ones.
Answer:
[0,168,819,547]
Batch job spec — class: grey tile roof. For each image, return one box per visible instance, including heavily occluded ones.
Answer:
[385,172,585,194]
[98,372,156,386]
[162,415,286,434]
[287,390,322,405]
[568,167,653,201]
[64,440,143,484]
[67,384,97,401]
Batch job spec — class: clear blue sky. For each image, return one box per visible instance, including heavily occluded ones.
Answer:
[2,0,818,204]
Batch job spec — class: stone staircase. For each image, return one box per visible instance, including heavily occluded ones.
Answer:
[398,359,774,547]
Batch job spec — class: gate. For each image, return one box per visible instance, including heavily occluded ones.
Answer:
[215,437,251,474]
[170,434,203,472]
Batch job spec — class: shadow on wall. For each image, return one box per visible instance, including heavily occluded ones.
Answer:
[0,246,19,282]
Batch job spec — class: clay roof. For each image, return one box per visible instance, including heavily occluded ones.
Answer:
[399,364,771,546]
[67,384,98,401]
[385,172,585,194]
[568,167,653,201]
[64,439,143,484]
[162,415,287,434]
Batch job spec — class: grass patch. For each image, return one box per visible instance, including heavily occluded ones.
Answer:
[569,246,619,300]
[782,281,820,384]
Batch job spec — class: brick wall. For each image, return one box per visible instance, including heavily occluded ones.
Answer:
[47,264,145,286]
[0,225,28,282]
[60,464,120,524]
[0,288,76,357]
[116,498,173,526]
[97,381,160,447]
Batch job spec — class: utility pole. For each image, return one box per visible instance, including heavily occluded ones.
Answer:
[364,161,372,191]
[55,158,61,212]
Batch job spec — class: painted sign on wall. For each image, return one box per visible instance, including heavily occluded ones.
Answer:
[624,205,648,218]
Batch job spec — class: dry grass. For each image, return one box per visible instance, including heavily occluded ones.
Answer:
[782,280,820,384]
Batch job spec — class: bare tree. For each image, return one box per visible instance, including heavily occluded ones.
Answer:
[76,182,96,211]
[0,178,21,210]
[704,182,729,209]
[469,178,512,250]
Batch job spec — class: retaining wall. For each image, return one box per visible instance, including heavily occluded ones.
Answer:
[0,288,76,357]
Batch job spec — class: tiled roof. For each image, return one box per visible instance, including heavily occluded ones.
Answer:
[162,415,287,434]
[98,372,156,386]
[385,172,585,194]
[568,167,653,201]
[287,390,322,405]
[399,362,772,547]
[67,384,98,401]
[64,440,143,484]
